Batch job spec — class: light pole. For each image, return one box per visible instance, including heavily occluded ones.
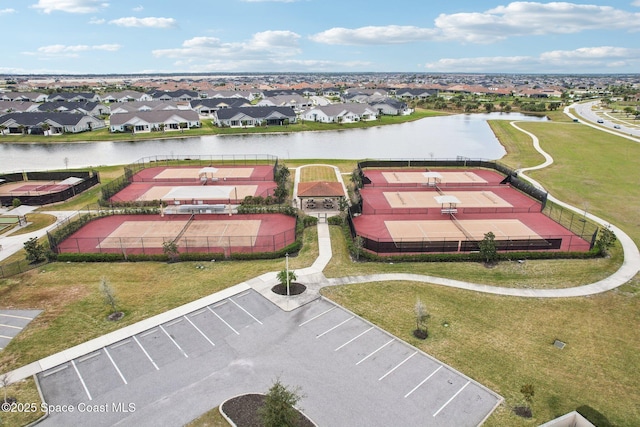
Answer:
[286,252,290,297]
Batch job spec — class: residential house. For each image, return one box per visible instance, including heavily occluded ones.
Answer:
[299,103,378,123]
[109,110,200,133]
[47,92,101,103]
[36,101,109,117]
[256,94,312,112]
[0,92,49,103]
[0,101,39,113]
[189,98,252,116]
[369,98,411,116]
[198,89,256,100]
[100,90,153,103]
[147,89,199,102]
[0,112,105,135]
[394,88,438,100]
[109,101,185,115]
[213,106,296,128]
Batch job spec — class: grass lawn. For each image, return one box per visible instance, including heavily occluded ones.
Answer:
[299,165,338,182]
[1,111,639,426]
[6,214,57,236]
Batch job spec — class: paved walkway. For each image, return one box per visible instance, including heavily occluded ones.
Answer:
[3,123,640,384]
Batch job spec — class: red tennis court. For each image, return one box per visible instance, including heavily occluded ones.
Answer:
[57,213,296,256]
[353,168,592,254]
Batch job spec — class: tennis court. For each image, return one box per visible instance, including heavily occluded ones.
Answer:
[384,190,512,209]
[55,213,296,256]
[385,219,539,241]
[0,178,79,197]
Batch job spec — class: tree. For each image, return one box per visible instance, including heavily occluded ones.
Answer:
[277,269,297,288]
[352,235,364,261]
[162,240,180,262]
[99,277,122,320]
[24,237,47,263]
[413,298,430,339]
[258,378,305,427]
[521,384,535,405]
[596,225,617,256]
[478,231,498,265]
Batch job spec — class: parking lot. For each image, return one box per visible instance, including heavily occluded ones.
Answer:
[37,290,500,426]
[0,310,42,351]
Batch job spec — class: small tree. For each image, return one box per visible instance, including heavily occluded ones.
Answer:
[352,235,364,261]
[24,237,47,263]
[413,298,430,339]
[12,198,21,208]
[99,277,122,320]
[596,225,617,256]
[521,383,535,406]
[478,231,498,265]
[259,378,305,427]
[277,269,297,287]
[1,373,10,403]
[162,240,179,263]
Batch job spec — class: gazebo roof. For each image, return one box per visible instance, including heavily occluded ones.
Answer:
[434,195,461,205]
[297,181,344,198]
[423,172,443,179]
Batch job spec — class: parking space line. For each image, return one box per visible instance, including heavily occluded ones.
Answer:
[212,301,228,308]
[0,334,11,339]
[183,315,216,348]
[298,306,336,327]
[379,351,417,381]
[190,309,206,317]
[42,365,68,378]
[165,318,183,327]
[133,336,159,370]
[229,298,263,325]
[71,359,92,401]
[0,313,33,320]
[103,347,127,385]
[77,351,101,363]
[207,306,239,335]
[235,291,251,298]
[139,328,157,338]
[0,323,22,329]
[404,365,443,398]
[356,339,394,365]
[110,339,131,349]
[317,316,354,338]
[433,381,470,417]
[159,325,188,358]
[335,327,374,351]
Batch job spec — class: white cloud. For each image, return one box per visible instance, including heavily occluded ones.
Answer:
[133,5,143,11]
[435,2,640,43]
[24,43,120,57]
[310,25,438,45]
[0,8,17,15]
[31,0,109,14]
[89,17,105,24]
[633,0,640,6]
[153,31,301,60]
[311,2,640,45]
[425,46,640,72]
[109,17,177,29]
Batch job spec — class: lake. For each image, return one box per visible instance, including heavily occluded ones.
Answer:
[0,113,547,172]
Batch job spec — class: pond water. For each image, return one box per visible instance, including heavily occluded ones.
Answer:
[0,113,547,172]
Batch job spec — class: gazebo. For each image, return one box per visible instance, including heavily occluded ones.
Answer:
[434,195,461,214]
[198,167,218,184]
[297,181,345,211]
[422,171,442,187]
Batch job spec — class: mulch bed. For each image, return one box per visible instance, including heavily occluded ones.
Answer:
[221,393,315,427]
[271,282,306,296]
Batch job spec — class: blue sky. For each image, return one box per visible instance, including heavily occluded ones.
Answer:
[1,0,639,74]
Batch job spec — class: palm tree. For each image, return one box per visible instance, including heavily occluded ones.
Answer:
[0,124,6,136]
[41,123,50,136]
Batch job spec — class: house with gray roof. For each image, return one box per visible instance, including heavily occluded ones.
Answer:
[0,92,49,103]
[35,101,109,117]
[198,89,255,100]
[189,98,252,116]
[299,103,378,123]
[147,89,199,102]
[0,112,105,135]
[213,106,296,128]
[0,101,39,113]
[109,110,200,133]
[394,88,438,100]
[47,92,101,103]
[100,90,152,103]
[256,94,312,112]
[109,101,185,115]
[369,98,411,116]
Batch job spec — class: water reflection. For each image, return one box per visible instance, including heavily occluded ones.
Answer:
[0,113,547,172]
